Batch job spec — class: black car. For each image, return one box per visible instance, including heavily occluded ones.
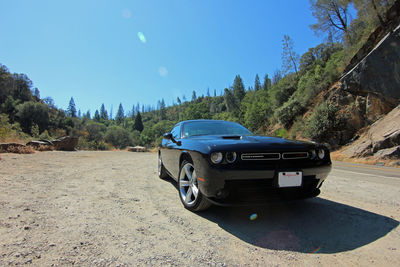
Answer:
[158,119,332,211]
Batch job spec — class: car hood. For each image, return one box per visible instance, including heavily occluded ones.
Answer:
[183,135,317,153]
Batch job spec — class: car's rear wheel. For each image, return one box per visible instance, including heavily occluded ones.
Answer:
[158,153,169,179]
[178,159,211,211]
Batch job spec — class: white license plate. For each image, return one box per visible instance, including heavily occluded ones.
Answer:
[278,171,302,187]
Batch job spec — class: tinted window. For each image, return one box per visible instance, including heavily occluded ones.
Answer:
[182,121,252,137]
[171,125,181,139]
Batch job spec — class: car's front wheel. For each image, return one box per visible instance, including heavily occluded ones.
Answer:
[158,153,169,179]
[178,159,211,211]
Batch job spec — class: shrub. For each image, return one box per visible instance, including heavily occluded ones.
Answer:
[304,102,339,142]
[104,126,131,149]
[275,99,306,128]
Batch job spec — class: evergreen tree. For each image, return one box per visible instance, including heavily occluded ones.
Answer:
[214,89,217,97]
[160,98,166,120]
[33,88,40,98]
[224,88,238,114]
[116,103,125,124]
[262,74,272,91]
[94,110,100,121]
[207,88,210,97]
[254,74,261,91]
[177,97,181,105]
[282,35,300,74]
[232,75,246,102]
[100,103,108,120]
[191,91,197,101]
[78,109,81,118]
[133,111,144,132]
[67,97,77,117]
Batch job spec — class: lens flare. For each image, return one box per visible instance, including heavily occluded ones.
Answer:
[158,66,168,77]
[137,32,146,43]
[122,9,131,19]
[249,213,258,220]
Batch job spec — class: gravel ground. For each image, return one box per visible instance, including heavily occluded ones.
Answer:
[0,151,399,266]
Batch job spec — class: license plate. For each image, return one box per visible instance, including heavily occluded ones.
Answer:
[278,171,302,187]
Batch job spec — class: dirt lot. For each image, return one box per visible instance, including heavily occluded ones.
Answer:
[0,151,399,266]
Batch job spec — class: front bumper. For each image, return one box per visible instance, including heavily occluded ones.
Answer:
[193,154,332,205]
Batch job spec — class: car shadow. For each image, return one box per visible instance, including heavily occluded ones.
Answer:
[163,177,399,253]
[197,198,399,254]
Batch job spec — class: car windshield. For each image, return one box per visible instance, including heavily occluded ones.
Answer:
[182,121,252,137]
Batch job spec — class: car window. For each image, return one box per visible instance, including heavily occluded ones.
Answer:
[182,121,252,137]
[171,125,181,139]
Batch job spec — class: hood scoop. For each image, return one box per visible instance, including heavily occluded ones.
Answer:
[221,135,242,140]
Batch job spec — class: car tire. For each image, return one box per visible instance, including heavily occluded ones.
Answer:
[158,153,169,179]
[178,159,211,212]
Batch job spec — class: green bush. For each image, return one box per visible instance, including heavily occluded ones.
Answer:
[275,99,306,128]
[274,128,288,138]
[304,102,339,142]
[104,126,131,149]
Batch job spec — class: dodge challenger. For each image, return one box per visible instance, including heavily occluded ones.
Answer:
[158,119,332,211]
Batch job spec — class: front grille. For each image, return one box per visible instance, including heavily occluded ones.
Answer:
[241,152,309,161]
[241,153,280,160]
[282,152,309,159]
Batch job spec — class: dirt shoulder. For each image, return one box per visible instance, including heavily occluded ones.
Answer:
[0,151,399,266]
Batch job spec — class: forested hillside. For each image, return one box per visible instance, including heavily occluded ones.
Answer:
[1,0,397,150]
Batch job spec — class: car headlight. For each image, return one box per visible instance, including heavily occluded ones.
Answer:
[226,152,237,163]
[210,152,223,164]
[317,149,325,159]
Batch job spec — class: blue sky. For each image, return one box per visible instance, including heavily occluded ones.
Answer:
[0,0,323,116]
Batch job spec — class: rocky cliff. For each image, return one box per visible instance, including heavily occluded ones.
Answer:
[312,3,400,162]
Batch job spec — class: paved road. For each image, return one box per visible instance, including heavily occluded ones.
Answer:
[331,161,400,186]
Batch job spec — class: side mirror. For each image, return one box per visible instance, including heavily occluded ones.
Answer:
[163,132,173,140]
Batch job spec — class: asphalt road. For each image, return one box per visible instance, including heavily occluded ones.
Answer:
[331,161,400,186]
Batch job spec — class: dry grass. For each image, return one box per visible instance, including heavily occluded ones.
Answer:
[331,149,399,168]
[0,144,35,154]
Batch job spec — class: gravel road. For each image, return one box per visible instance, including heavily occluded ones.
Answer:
[0,151,399,266]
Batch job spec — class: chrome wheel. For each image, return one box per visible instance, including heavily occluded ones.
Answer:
[179,162,199,206]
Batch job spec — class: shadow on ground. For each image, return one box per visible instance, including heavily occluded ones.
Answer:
[196,198,398,254]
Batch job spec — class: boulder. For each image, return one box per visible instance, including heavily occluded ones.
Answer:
[52,136,78,151]
[26,140,54,151]
[342,104,400,158]
[127,146,147,152]
[374,146,400,159]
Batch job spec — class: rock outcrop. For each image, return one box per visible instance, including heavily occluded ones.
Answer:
[127,146,147,152]
[52,136,78,151]
[343,104,400,158]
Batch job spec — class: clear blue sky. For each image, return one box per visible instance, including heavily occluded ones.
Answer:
[0,0,322,116]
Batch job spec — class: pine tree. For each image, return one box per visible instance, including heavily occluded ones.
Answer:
[207,88,210,97]
[224,88,238,114]
[100,103,108,120]
[133,111,144,132]
[262,74,272,91]
[67,97,77,117]
[281,35,299,75]
[254,74,261,91]
[160,99,166,120]
[94,110,100,121]
[232,75,245,102]
[177,97,181,105]
[116,103,125,124]
[191,91,197,101]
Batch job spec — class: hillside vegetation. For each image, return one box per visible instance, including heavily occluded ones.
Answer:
[1,0,397,150]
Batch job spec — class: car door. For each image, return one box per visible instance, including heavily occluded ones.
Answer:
[161,124,182,179]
